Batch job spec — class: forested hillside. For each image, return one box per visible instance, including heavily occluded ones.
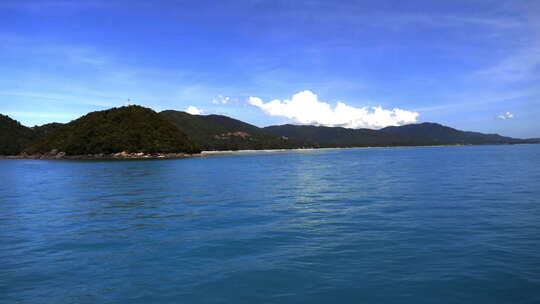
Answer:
[26,106,201,155]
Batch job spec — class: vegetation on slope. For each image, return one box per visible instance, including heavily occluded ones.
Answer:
[31,123,65,140]
[263,123,533,147]
[0,114,36,155]
[379,123,523,145]
[263,124,434,147]
[26,106,200,155]
[2,107,537,157]
[160,110,305,150]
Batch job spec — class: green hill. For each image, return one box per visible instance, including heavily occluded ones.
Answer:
[379,123,523,144]
[262,124,434,147]
[263,123,531,147]
[160,110,303,150]
[0,114,36,155]
[26,106,200,155]
[2,107,538,157]
[31,123,65,140]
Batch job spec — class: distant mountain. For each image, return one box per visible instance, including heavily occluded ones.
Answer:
[160,110,303,150]
[0,114,36,155]
[26,106,200,155]
[263,124,434,147]
[264,122,533,147]
[1,107,538,156]
[380,122,522,145]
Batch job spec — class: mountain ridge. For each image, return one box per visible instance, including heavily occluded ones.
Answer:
[1,106,538,156]
[25,106,200,155]
[379,122,521,145]
[159,110,305,150]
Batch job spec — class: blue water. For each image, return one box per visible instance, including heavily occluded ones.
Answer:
[1,145,540,303]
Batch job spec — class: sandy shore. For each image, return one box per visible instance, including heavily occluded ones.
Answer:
[2,143,535,160]
[200,145,464,154]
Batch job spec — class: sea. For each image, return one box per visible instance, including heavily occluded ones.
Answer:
[1,145,539,303]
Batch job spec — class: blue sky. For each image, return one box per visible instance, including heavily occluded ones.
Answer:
[1,0,539,137]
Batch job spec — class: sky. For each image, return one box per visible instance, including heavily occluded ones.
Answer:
[0,0,539,138]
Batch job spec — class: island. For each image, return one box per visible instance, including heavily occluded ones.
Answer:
[1,105,538,159]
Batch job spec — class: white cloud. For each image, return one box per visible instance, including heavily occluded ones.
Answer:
[212,95,230,104]
[186,106,203,115]
[249,90,419,129]
[497,112,514,120]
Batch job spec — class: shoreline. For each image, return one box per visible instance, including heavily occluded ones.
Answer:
[0,151,206,160]
[200,142,540,155]
[2,143,536,160]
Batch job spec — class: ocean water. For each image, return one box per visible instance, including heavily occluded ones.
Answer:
[1,145,539,303]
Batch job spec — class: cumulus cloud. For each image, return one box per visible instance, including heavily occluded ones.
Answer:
[212,95,230,104]
[248,90,419,129]
[186,106,203,115]
[497,112,514,120]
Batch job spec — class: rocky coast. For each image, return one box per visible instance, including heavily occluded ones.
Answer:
[0,149,203,160]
